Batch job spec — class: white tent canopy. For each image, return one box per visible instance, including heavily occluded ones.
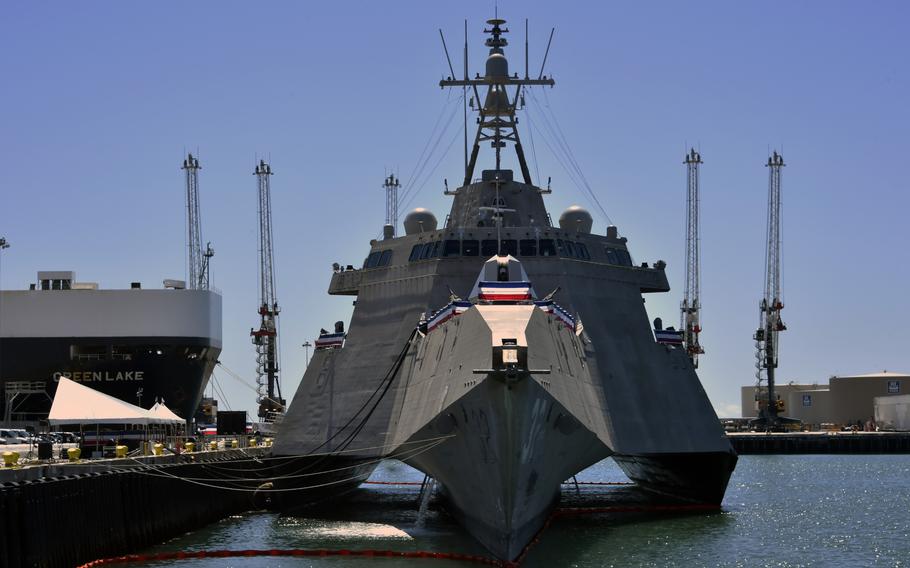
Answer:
[149,401,185,424]
[48,377,174,425]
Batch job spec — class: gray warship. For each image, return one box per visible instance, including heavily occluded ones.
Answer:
[272,18,737,560]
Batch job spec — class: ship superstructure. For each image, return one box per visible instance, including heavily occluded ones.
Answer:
[273,18,736,560]
[0,271,221,422]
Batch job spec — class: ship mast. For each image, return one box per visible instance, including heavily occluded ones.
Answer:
[251,159,285,422]
[753,151,791,429]
[382,173,400,239]
[440,19,554,187]
[681,149,704,367]
[181,153,214,290]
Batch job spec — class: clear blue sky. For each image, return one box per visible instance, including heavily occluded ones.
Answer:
[2,1,908,418]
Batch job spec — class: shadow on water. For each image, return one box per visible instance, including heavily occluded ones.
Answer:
[270,482,733,567]
[136,455,910,567]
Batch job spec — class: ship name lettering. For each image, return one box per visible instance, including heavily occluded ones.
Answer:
[52,371,144,382]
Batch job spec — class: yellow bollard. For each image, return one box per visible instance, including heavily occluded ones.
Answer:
[265,438,273,447]
[185,442,195,453]
[249,437,258,448]
[67,447,81,462]
[153,443,164,456]
[115,445,128,458]
[3,451,19,467]
[231,439,239,449]
[209,440,218,451]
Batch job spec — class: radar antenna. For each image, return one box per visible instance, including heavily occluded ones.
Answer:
[440,18,554,187]
[251,159,286,422]
[681,149,704,367]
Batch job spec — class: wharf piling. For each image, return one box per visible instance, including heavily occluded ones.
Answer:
[0,448,269,568]
[728,432,910,454]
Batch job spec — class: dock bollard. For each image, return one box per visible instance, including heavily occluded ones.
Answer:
[209,440,218,451]
[249,438,258,448]
[67,447,81,461]
[185,442,195,453]
[231,439,239,449]
[2,451,19,467]
[115,445,128,458]
[153,443,164,456]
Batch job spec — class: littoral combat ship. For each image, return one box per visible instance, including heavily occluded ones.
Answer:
[273,18,736,560]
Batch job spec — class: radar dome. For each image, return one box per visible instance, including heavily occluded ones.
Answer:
[558,205,593,233]
[485,52,509,78]
[403,208,438,235]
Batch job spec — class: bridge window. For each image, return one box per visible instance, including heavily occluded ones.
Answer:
[364,251,381,268]
[499,239,518,257]
[519,239,537,256]
[616,249,632,266]
[605,248,619,265]
[481,239,498,257]
[420,241,441,260]
[539,239,556,257]
[443,240,461,257]
[409,245,423,262]
[462,240,479,256]
[576,243,590,260]
[378,250,393,266]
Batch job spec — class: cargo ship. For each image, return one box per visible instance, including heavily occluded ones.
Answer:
[0,271,221,421]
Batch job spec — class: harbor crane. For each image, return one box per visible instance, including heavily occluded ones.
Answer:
[681,149,704,367]
[752,151,797,430]
[251,159,285,422]
[181,153,214,290]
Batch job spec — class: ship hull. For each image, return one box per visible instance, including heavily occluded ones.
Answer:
[400,375,608,560]
[613,451,738,505]
[265,455,378,511]
[0,336,219,421]
[0,286,222,421]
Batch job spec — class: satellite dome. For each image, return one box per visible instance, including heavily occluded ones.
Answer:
[558,205,593,233]
[403,208,438,235]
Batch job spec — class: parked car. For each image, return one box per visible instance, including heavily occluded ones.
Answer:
[0,429,25,444]
[13,429,32,443]
[59,432,79,443]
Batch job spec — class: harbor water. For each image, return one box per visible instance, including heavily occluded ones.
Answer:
[133,455,910,567]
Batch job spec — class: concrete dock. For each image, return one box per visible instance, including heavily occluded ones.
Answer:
[0,446,270,568]
[728,431,910,454]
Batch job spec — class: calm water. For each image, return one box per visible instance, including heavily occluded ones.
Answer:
[136,455,910,567]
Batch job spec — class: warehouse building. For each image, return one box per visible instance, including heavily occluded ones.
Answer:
[740,371,909,427]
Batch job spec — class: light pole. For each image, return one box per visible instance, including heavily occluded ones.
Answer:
[302,341,312,366]
[0,237,8,425]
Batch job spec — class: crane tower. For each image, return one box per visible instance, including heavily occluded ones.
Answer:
[681,149,704,367]
[182,153,214,290]
[251,159,286,421]
[752,151,796,429]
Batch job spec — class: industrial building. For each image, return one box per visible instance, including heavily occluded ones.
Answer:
[741,371,909,427]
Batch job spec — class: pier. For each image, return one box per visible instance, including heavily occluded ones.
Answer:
[0,447,268,568]
[728,431,910,454]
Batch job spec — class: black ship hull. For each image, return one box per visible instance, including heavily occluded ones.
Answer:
[265,454,378,512]
[0,336,220,421]
[613,450,738,504]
